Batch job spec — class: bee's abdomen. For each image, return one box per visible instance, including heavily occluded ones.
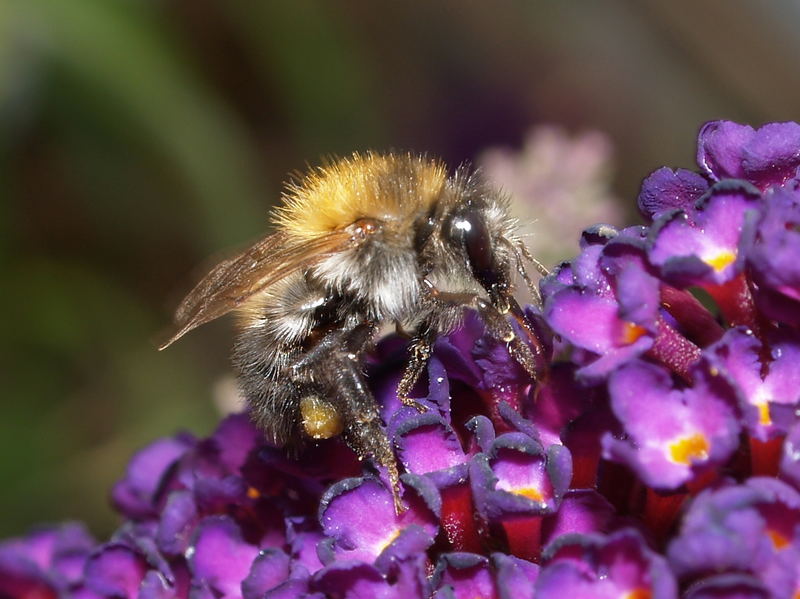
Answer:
[231,273,362,448]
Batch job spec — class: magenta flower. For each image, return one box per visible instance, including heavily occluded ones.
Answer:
[705,327,800,440]
[638,166,709,221]
[697,121,800,188]
[7,119,800,598]
[314,556,428,598]
[647,181,761,288]
[748,186,800,325]
[544,235,661,381]
[0,523,95,598]
[318,474,439,568]
[601,358,744,490]
[430,552,539,599]
[683,573,770,599]
[667,478,800,597]
[535,529,677,599]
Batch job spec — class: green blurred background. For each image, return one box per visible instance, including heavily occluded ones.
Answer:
[3,0,800,538]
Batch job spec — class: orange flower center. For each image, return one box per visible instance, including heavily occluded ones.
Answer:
[768,529,790,550]
[622,322,648,344]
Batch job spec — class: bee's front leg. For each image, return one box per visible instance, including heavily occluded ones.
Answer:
[421,280,540,380]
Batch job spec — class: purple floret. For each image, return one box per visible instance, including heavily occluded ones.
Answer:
[638,166,710,221]
[602,358,743,489]
[318,474,439,568]
[313,556,428,599]
[647,181,761,288]
[84,544,149,598]
[668,478,800,598]
[470,435,571,520]
[780,422,800,490]
[430,552,539,599]
[698,120,800,188]
[748,186,800,325]
[684,573,771,599]
[0,522,96,598]
[540,489,616,548]
[111,434,196,519]
[704,327,800,440]
[535,529,677,599]
[187,516,259,597]
[431,553,495,599]
[393,407,470,481]
[543,240,662,381]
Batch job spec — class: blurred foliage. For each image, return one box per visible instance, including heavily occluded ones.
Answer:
[3,0,800,537]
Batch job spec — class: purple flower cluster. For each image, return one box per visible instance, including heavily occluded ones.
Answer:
[5,120,800,598]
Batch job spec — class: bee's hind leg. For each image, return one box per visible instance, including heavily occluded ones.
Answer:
[333,353,404,514]
[290,322,405,514]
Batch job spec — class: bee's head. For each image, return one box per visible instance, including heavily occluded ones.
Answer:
[439,191,519,310]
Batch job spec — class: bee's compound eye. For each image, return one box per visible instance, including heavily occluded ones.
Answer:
[300,396,343,439]
[453,210,493,275]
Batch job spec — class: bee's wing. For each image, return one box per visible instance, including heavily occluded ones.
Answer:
[158,230,352,349]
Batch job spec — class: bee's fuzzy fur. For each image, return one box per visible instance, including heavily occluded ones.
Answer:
[166,152,539,512]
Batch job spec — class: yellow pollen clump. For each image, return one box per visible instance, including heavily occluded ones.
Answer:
[705,250,736,272]
[246,487,261,500]
[621,322,648,345]
[668,433,710,465]
[300,397,344,439]
[623,589,653,599]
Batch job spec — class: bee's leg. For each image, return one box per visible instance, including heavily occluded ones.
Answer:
[422,281,541,380]
[290,321,376,371]
[333,354,404,514]
[396,326,436,413]
[509,241,543,305]
[506,298,546,373]
[290,322,405,513]
[479,297,542,380]
[517,240,550,277]
[468,295,540,379]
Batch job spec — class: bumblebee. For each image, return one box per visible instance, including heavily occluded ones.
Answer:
[160,153,545,512]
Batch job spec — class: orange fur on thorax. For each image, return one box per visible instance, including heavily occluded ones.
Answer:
[272,153,447,240]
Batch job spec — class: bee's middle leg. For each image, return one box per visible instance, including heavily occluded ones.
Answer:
[395,327,436,413]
